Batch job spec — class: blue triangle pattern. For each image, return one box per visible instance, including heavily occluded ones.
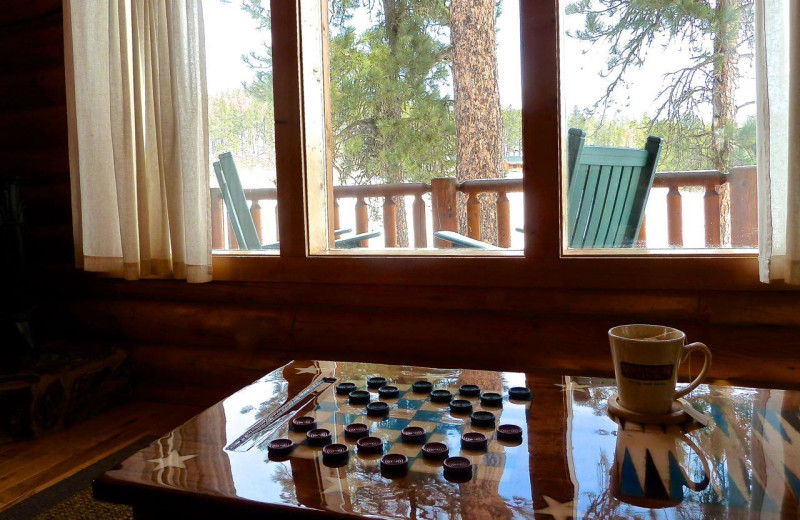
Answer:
[668,451,686,501]
[760,409,791,443]
[621,448,644,497]
[786,467,800,500]
[709,404,729,437]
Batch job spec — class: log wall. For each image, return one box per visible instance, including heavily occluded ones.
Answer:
[4,4,800,410]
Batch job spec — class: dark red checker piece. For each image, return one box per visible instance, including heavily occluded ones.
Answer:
[291,416,317,432]
[322,443,349,465]
[461,431,488,451]
[267,438,294,458]
[497,424,523,442]
[443,456,473,482]
[344,423,369,439]
[422,442,449,460]
[356,436,383,454]
[381,454,409,475]
[400,426,426,443]
[306,428,332,446]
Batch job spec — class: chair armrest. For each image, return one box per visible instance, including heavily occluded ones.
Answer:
[433,231,500,250]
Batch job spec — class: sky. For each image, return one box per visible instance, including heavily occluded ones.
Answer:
[204,0,756,124]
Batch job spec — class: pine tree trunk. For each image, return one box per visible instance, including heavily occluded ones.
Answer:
[712,0,740,247]
[451,0,504,245]
[383,0,409,247]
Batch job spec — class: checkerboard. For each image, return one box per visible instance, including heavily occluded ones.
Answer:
[271,380,532,484]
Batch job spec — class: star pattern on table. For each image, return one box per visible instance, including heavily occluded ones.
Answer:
[555,382,591,394]
[294,365,319,375]
[147,450,198,471]
[534,495,576,520]
[320,473,347,495]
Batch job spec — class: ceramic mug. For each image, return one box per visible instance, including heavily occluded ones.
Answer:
[609,324,711,415]
[610,422,710,509]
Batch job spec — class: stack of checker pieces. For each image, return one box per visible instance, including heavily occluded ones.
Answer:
[267,375,532,483]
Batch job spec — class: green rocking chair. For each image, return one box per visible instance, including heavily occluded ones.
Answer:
[566,128,663,249]
[213,152,380,250]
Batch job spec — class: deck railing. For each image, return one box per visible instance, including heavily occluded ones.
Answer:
[211,166,757,250]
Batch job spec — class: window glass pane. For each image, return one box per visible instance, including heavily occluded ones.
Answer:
[205,2,278,252]
[560,0,758,251]
[314,0,524,252]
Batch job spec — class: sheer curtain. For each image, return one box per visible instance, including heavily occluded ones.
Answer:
[63,0,212,283]
[756,0,800,284]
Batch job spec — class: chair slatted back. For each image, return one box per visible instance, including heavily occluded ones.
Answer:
[213,152,262,249]
[566,128,663,249]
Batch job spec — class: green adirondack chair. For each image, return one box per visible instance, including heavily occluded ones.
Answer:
[213,152,380,249]
[567,128,663,249]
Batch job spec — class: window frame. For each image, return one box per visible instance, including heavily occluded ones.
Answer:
[211,0,787,292]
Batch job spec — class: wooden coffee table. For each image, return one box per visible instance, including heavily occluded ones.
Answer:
[93,360,800,519]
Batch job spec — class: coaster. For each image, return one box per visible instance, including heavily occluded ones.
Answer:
[607,394,691,426]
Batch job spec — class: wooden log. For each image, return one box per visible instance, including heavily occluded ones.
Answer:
[467,193,481,240]
[355,196,368,247]
[666,185,683,247]
[412,194,427,248]
[250,200,263,243]
[382,197,397,247]
[431,178,457,248]
[703,185,721,248]
[497,191,510,248]
[728,166,758,248]
[211,195,224,249]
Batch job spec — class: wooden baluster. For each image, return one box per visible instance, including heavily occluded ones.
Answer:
[274,202,280,243]
[211,193,224,249]
[637,215,647,248]
[250,200,263,243]
[496,191,510,248]
[728,166,758,247]
[704,184,721,248]
[383,197,398,247]
[467,192,481,240]
[666,185,683,247]
[333,198,340,232]
[431,178,457,248]
[355,196,368,247]
[413,194,427,248]
[226,208,239,250]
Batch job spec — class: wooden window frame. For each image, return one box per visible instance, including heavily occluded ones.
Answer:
[211,0,788,292]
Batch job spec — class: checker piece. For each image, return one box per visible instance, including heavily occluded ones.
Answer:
[401,426,426,443]
[356,436,383,454]
[344,423,369,439]
[443,456,473,482]
[367,376,387,389]
[291,416,317,432]
[461,432,488,451]
[422,442,449,461]
[378,385,400,398]
[307,428,332,446]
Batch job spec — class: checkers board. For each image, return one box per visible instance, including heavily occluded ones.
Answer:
[93,360,800,520]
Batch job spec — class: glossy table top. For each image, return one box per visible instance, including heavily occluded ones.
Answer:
[94,360,800,519]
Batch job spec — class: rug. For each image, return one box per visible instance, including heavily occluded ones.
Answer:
[0,435,156,520]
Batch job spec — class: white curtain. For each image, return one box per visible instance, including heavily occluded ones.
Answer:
[63,0,212,283]
[756,0,800,284]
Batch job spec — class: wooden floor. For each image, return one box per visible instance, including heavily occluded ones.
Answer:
[0,400,202,513]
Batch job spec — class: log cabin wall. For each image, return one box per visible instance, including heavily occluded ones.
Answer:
[4,3,799,409]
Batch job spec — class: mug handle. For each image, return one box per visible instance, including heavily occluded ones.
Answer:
[677,433,711,491]
[673,342,711,400]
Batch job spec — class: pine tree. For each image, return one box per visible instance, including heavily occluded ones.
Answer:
[566,0,755,245]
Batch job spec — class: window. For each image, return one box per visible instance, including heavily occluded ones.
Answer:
[211,0,763,291]
[560,0,758,253]
[302,0,525,253]
[205,1,279,253]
